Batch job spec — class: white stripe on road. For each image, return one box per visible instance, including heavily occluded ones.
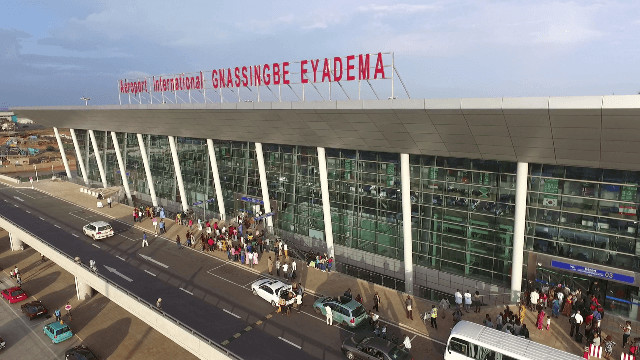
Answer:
[13,204,18,207]
[54,224,61,229]
[92,244,100,248]
[223,309,241,319]
[16,190,35,199]
[116,255,125,261]
[144,270,156,277]
[179,287,193,295]
[72,234,79,237]
[278,337,302,349]
[25,210,30,213]
[138,254,169,268]
[39,217,45,221]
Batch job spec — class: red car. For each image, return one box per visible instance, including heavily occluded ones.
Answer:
[1,286,28,303]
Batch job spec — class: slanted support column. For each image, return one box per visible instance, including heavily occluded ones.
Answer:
[110,132,132,204]
[207,139,226,220]
[137,134,158,207]
[400,153,414,295]
[168,136,189,212]
[88,130,107,188]
[74,276,93,301]
[70,129,89,184]
[254,143,273,231]
[511,161,528,302]
[53,127,72,178]
[317,147,335,259]
[9,233,24,251]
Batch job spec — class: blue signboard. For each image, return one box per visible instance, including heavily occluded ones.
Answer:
[254,212,275,221]
[551,260,635,284]
[241,196,264,205]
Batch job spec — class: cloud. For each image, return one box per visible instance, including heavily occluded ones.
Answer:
[0,29,31,60]
[357,3,439,15]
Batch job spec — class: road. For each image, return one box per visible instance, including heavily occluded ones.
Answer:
[0,184,443,359]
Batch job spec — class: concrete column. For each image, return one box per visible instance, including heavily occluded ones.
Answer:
[53,127,72,178]
[511,161,529,302]
[70,129,89,184]
[137,134,158,207]
[74,276,93,301]
[88,130,107,188]
[317,147,335,259]
[168,136,189,212]
[254,143,273,230]
[9,233,24,251]
[400,153,414,295]
[207,139,226,220]
[110,132,132,204]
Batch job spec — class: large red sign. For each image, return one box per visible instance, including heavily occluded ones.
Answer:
[119,52,387,95]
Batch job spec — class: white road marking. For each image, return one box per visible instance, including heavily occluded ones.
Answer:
[144,270,157,277]
[13,196,24,202]
[278,337,302,349]
[179,287,193,295]
[139,254,169,268]
[25,210,31,213]
[116,255,125,261]
[72,234,79,238]
[92,244,100,249]
[13,204,18,207]
[54,224,61,229]
[39,217,45,220]
[68,212,91,222]
[15,190,35,199]
[223,309,241,318]
[205,268,248,289]
[104,265,133,282]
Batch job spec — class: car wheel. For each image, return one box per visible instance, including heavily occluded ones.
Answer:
[314,306,321,314]
[346,351,355,360]
[271,300,277,307]
[252,289,257,295]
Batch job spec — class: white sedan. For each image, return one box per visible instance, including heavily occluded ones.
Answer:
[251,279,295,307]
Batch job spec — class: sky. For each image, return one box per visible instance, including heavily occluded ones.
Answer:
[2,0,640,107]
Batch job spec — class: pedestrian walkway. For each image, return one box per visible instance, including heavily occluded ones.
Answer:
[13,178,640,359]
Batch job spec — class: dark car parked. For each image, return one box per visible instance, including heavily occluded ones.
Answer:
[66,345,98,360]
[341,335,411,360]
[20,300,48,320]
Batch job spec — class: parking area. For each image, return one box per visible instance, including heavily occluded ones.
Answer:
[0,229,198,360]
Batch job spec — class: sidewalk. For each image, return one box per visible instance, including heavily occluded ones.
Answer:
[16,178,639,358]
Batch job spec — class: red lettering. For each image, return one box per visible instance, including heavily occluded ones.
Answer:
[282,62,290,85]
[322,58,331,82]
[310,59,319,82]
[234,67,241,87]
[374,52,385,79]
[346,55,355,81]
[120,80,124,93]
[333,57,343,82]
[358,54,370,80]
[272,63,281,85]
[241,66,248,87]
[253,65,261,86]
[300,60,308,83]
[218,69,225,88]
[162,79,167,91]
[263,64,271,85]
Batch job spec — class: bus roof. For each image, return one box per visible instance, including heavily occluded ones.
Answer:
[449,321,583,360]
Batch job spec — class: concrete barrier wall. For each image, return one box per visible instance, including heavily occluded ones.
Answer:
[0,174,21,184]
[0,216,235,360]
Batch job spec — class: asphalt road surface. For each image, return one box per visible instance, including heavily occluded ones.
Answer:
[0,184,444,359]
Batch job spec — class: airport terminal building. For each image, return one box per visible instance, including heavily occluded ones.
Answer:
[12,60,640,320]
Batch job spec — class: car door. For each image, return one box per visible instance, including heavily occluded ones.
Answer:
[258,284,274,302]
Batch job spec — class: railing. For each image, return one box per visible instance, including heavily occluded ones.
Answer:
[2,215,242,360]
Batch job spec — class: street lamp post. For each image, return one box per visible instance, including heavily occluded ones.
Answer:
[81,97,91,106]
[34,164,38,182]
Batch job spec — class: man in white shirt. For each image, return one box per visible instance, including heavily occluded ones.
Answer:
[570,310,583,338]
[290,260,297,279]
[530,289,539,310]
[454,290,463,309]
[325,305,333,325]
[402,335,412,351]
[464,290,472,313]
[282,262,289,279]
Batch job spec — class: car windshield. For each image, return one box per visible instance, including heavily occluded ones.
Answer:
[11,290,24,297]
[388,347,409,360]
[98,225,112,231]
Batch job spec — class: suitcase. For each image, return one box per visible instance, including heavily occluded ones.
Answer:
[575,332,583,343]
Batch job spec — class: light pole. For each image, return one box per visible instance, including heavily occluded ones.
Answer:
[81,97,91,106]
[34,164,38,182]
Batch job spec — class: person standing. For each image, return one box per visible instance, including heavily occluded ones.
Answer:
[107,197,112,208]
[16,273,22,285]
[473,291,481,313]
[54,309,61,322]
[276,258,281,277]
[429,305,438,329]
[373,292,381,312]
[464,290,472,313]
[284,243,288,258]
[176,235,182,249]
[454,289,463,309]
[133,209,138,222]
[621,320,632,348]
[405,295,413,320]
[268,256,273,275]
[282,262,289,280]
[402,335,412,351]
[142,232,149,247]
[156,298,162,309]
[325,304,333,325]
[159,220,165,234]
[530,289,539,310]
[248,251,254,268]
[570,310,583,339]
[291,259,297,279]
[152,216,158,234]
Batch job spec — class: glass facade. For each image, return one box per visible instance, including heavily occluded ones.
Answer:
[73,129,640,313]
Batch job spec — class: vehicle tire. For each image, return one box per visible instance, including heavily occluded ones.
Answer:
[252,289,257,295]
[346,351,355,360]
[314,306,321,314]
[271,300,277,307]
